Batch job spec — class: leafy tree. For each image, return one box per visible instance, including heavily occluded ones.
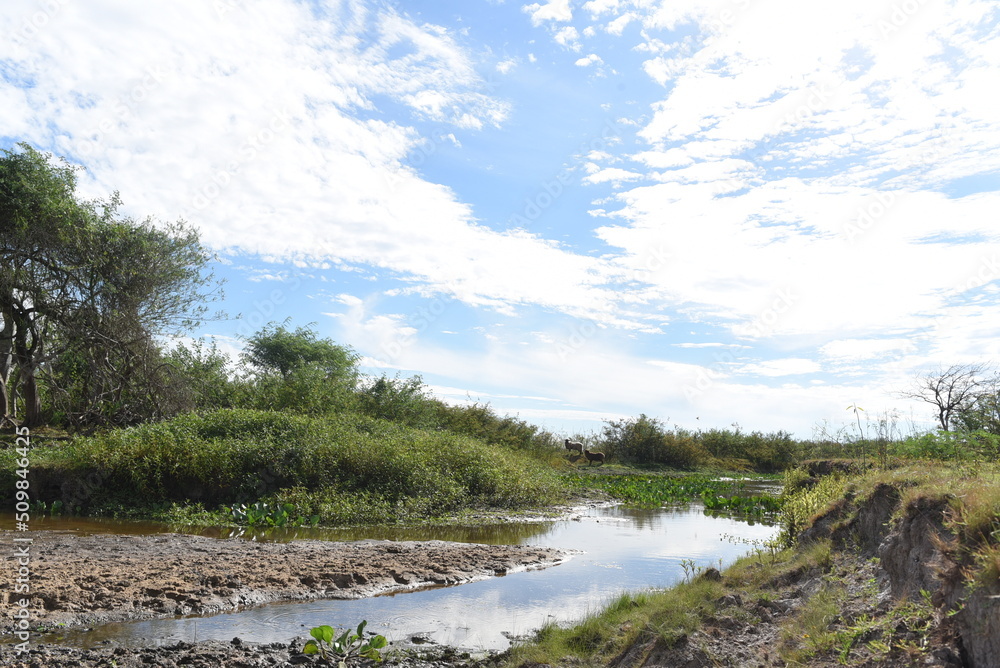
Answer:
[900,363,990,431]
[952,373,1000,434]
[358,373,438,429]
[242,323,357,381]
[163,339,240,411]
[240,324,359,414]
[0,143,88,425]
[1,143,218,427]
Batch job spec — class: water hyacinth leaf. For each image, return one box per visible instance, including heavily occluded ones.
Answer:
[311,625,334,643]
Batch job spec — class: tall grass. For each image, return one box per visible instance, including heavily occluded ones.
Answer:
[2,408,564,524]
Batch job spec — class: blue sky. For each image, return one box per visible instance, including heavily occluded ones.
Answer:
[3,0,999,438]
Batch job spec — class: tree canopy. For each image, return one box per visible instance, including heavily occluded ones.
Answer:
[1,143,218,428]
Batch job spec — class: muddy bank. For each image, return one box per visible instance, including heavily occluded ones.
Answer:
[0,638,498,668]
[1,530,567,634]
[600,474,993,667]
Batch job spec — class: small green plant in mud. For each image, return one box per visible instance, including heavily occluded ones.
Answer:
[303,620,388,666]
[227,501,319,527]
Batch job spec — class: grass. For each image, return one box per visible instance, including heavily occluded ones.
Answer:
[507,460,1000,668]
[509,580,725,667]
[0,408,565,525]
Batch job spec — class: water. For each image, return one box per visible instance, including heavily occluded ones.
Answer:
[29,504,779,652]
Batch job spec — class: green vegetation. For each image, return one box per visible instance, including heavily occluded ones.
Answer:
[509,461,1000,668]
[567,470,781,519]
[1,143,218,429]
[1,408,563,525]
[302,620,387,666]
[600,414,799,472]
[227,501,319,528]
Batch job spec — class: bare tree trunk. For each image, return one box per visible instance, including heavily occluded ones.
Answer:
[0,305,14,425]
[13,323,42,427]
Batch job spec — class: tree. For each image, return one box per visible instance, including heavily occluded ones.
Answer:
[358,373,438,428]
[1,143,219,427]
[0,143,88,425]
[951,373,1000,434]
[900,363,990,432]
[240,323,359,414]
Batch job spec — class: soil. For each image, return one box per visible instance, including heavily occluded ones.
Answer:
[1,529,566,667]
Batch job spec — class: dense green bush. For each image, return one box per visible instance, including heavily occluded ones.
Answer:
[597,415,800,472]
[699,427,799,472]
[892,430,1000,462]
[600,415,709,469]
[8,408,563,523]
[357,374,440,429]
[431,400,561,456]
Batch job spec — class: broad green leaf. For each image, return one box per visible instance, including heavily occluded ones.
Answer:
[303,640,319,654]
[311,625,334,643]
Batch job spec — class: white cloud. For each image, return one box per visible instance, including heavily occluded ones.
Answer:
[575,53,604,67]
[737,359,823,377]
[554,26,582,50]
[522,0,574,25]
[1,0,649,328]
[820,339,918,362]
[583,167,644,184]
[605,12,636,35]
[582,0,621,17]
[496,58,517,74]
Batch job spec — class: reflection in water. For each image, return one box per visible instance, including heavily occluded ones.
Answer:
[38,503,779,652]
[0,513,556,545]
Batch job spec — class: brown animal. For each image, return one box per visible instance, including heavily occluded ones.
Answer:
[564,438,584,455]
[584,449,605,465]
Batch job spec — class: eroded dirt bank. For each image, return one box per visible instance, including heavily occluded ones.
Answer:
[603,478,996,668]
[1,530,566,634]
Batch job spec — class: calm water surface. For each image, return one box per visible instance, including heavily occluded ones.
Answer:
[24,504,779,652]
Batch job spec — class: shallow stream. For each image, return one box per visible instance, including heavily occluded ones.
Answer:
[11,503,779,652]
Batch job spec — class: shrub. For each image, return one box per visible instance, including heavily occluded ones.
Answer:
[10,408,563,522]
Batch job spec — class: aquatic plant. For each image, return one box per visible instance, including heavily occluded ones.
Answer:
[303,619,387,666]
[226,501,319,528]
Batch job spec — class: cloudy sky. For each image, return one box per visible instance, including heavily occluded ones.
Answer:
[4,0,999,438]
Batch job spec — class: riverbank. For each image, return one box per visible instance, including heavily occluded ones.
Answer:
[507,462,999,667]
[0,530,566,635]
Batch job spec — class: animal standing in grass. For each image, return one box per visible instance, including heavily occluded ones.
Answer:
[584,449,605,466]
[564,438,584,455]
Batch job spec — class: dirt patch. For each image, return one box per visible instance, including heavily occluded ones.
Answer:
[0,638,502,667]
[1,529,567,635]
